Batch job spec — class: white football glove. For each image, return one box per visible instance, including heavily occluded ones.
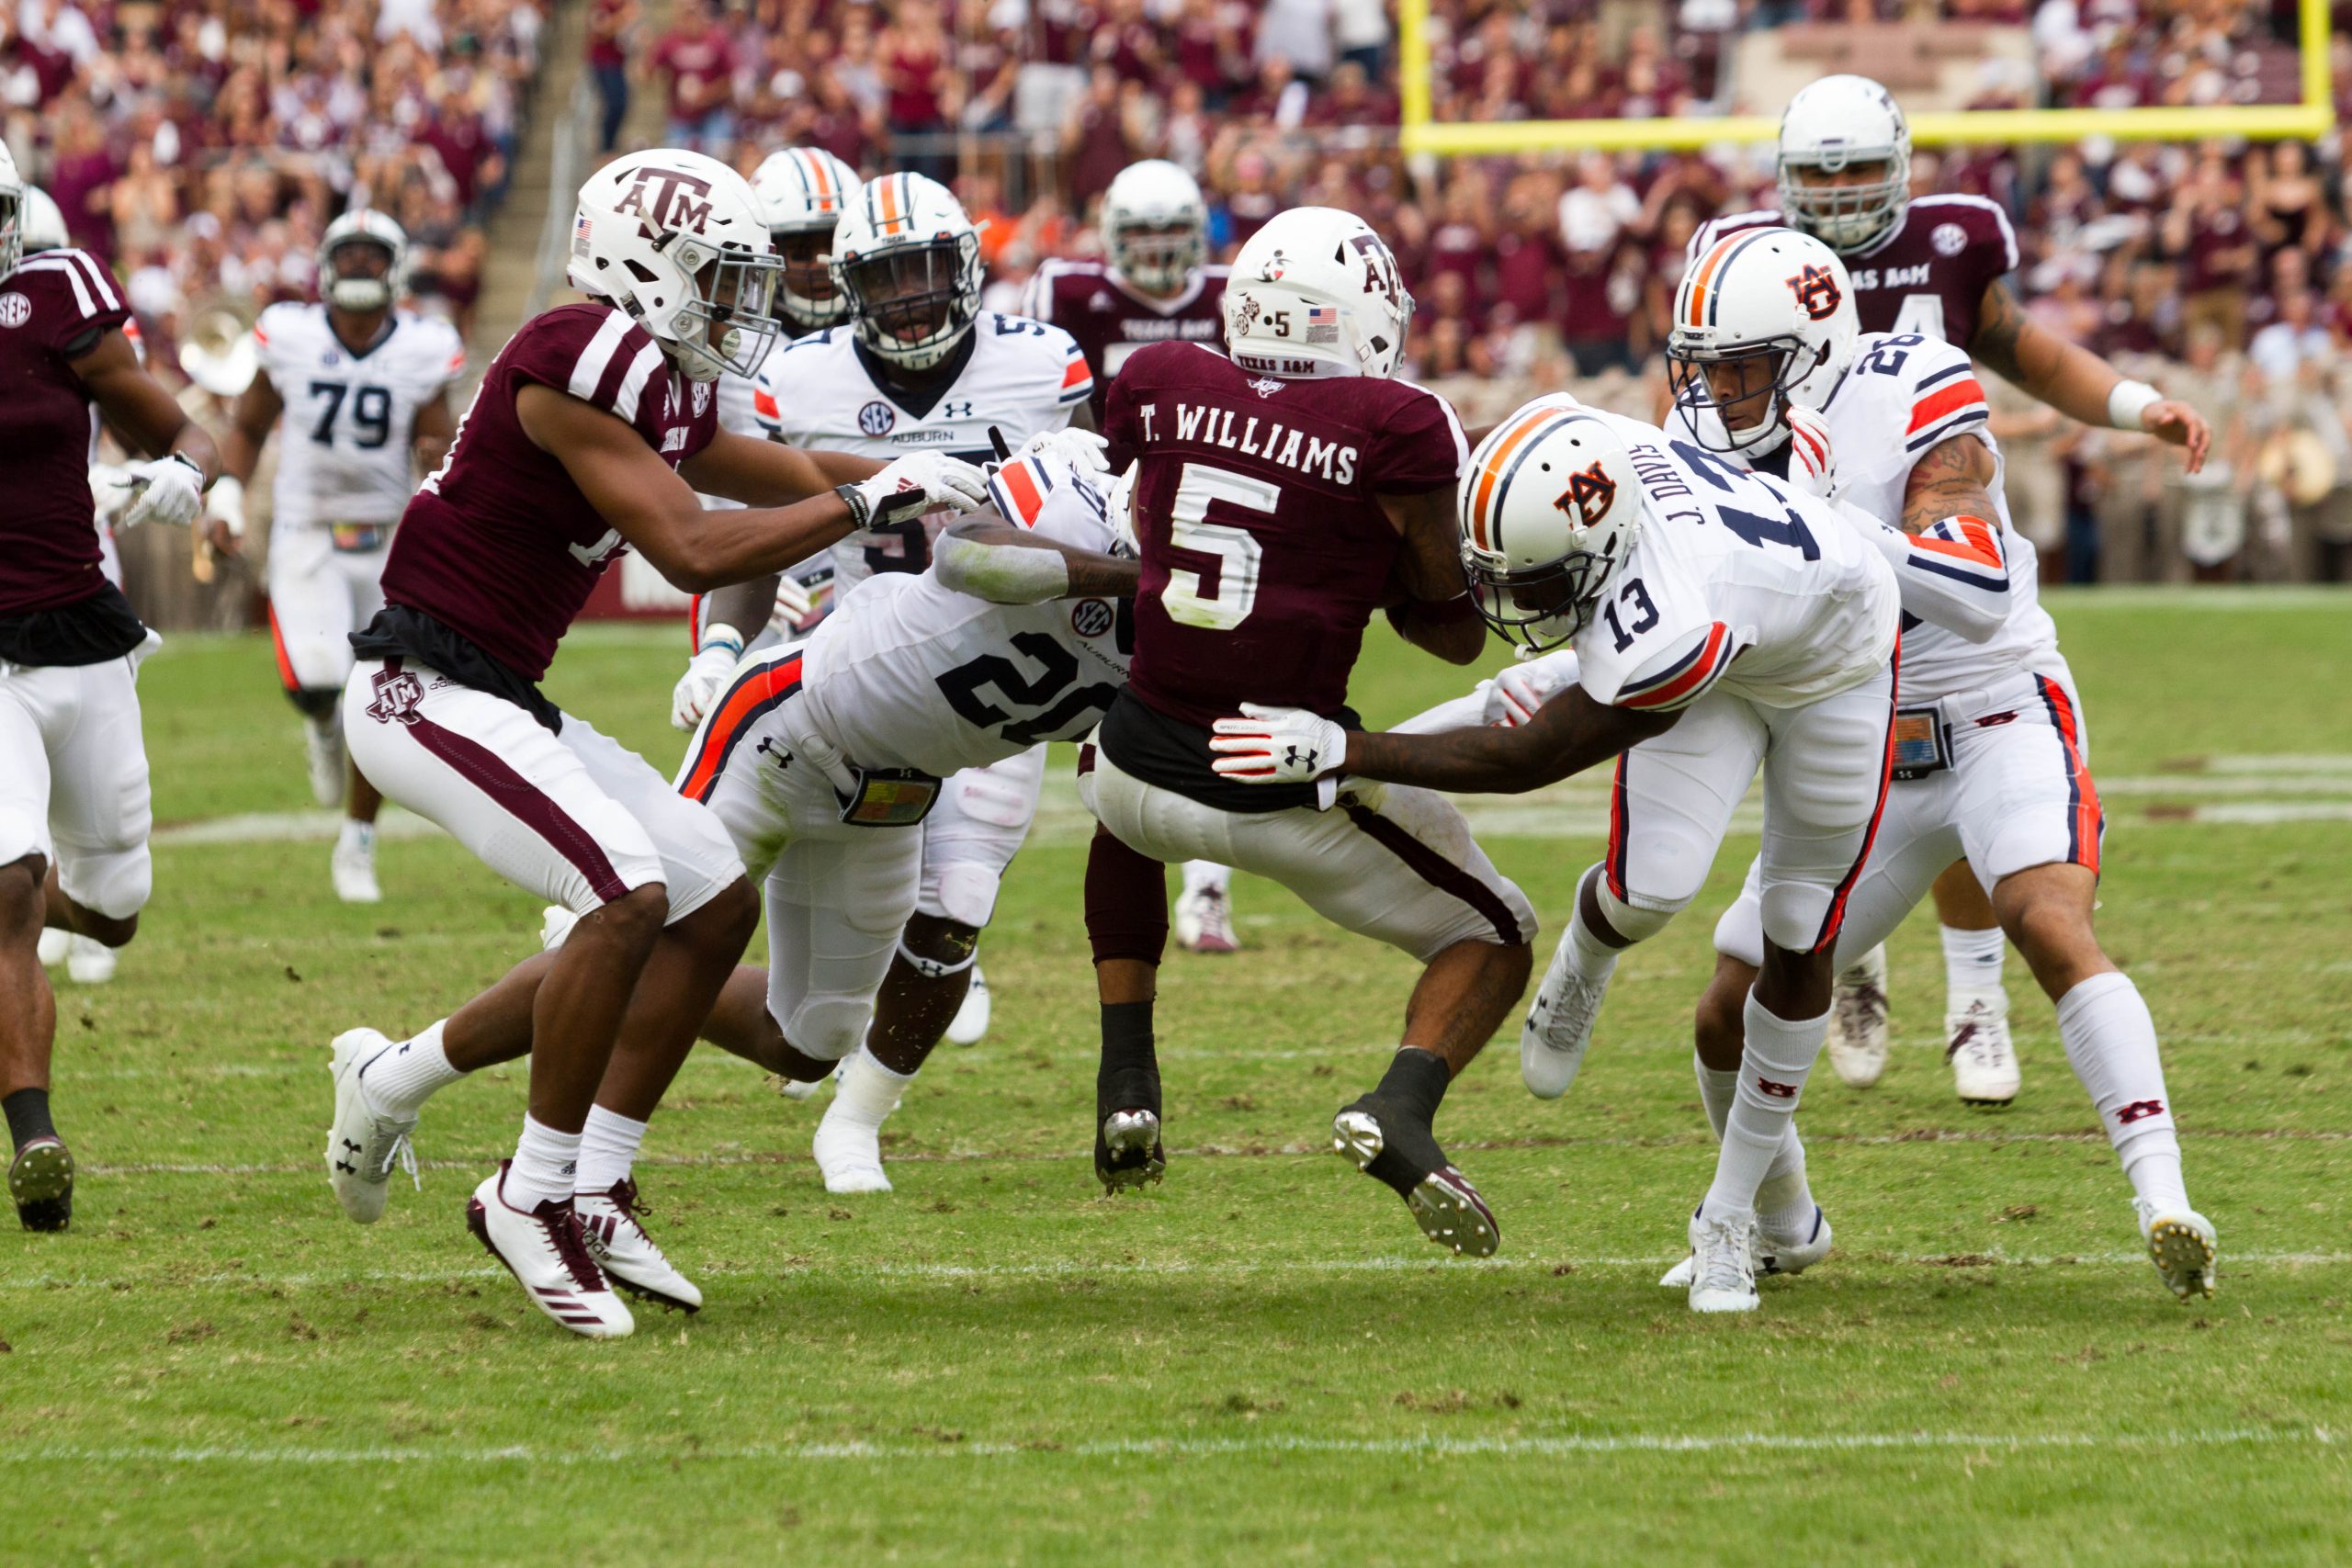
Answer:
[1484,648,1583,728]
[205,474,249,538]
[1783,404,1836,501]
[768,572,816,633]
[120,454,207,530]
[840,454,989,529]
[671,625,744,732]
[1208,703,1347,785]
[1010,425,1112,478]
[87,463,140,527]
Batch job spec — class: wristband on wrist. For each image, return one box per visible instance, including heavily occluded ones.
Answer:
[834,481,872,529]
[2107,378,2161,430]
[698,622,744,657]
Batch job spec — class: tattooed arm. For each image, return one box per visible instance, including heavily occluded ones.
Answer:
[1973,276,2210,471]
[1899,433,1998,536]
[1838,433,2010,643]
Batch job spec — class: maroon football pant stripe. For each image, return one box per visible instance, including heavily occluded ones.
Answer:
[404,705,631,905]
[1340,803,1526,947]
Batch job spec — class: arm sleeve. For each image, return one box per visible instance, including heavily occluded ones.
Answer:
[1604,620,1738,713]
[1850,500,2010,643]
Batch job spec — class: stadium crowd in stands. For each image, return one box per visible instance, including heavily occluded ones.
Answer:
[11,0,2352,579]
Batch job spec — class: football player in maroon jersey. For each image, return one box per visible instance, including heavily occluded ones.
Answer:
[0,144,222,1232]
[1023,159,1247,956]
[1692,73,2213,1100]
[1083,206,1536,1258]
[319,151,986,1337]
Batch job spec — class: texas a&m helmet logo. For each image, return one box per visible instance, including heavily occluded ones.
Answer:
[614,166,716,239]
[1555,460,1618,526]
[1785,263,1843,321]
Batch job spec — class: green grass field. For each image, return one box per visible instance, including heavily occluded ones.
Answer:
[7,591,2352,1564]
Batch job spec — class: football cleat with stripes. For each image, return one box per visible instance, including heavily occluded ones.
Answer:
[1331,1097,1498,1258]
[577,1178,701,1313]
[2138,1203,2218,1303]
[466,1164,634,1339]
[1825,944,1891,1089]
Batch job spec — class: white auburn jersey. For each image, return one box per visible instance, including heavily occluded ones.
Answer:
[752,313,1091,591]
[798,450,1129,779]
[253,303,464,532]
[1809,331,2062,705]
[1551,403,1897,712]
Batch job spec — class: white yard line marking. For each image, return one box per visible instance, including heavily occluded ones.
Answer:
[0,1427,2330,1467]
[6,1250,2343,1294]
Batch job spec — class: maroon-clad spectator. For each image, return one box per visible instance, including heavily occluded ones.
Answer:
[1491,201,1563,331]
[880,0,951,137]
[1091,0,1167,84]
[1421,180,1492,295]
[1173,0,1251,105]
[2073,36,2155,108]
[48,101,121,262]
[1033,0,1103,66]
[1218,151,1282,249]
[1061,65,1137,212]
[1561,234,1645,378]
[2164,151,2259,346]
[419,86,501,216]
[1306,60,1396,128]
[653,0,739,152]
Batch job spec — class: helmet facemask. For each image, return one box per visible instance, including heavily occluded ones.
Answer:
[1109,214,1204,294]
[0,186,21,284]
[1668,336,1816,457]
[1464,545,1612,653]
[664,240,784,382]
[1778,152,1908,253]
[324,236,398,313]
[838,233,978,371]
[772,225,847,327]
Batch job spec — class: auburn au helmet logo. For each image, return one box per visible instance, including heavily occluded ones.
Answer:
[1555,460,1618,525]
[1786,263,1843,321]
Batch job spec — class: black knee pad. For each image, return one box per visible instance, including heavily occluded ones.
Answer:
[1084,829,1168,968]
[286,685,342,721]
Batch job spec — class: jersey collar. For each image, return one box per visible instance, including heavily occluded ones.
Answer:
[329,310,401,362]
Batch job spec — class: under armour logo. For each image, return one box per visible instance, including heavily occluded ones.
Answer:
[941,400,974,419]
[1755,1076,1799,1100]
[2116,1099,2166,1124]
[1283,744,1318,771]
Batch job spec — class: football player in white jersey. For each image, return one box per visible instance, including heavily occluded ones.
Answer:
[1212,401,1902,1313]
[1650,231,2214,1302]
[210,210,463,902]
[1697,75,2211,1097]
[1021,158,1244,957]
[670,148,865,737]
[730,171,1091,1079]
[671,444,1135,1190]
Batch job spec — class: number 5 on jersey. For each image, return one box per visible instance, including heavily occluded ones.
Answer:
[1162,462,1271,631]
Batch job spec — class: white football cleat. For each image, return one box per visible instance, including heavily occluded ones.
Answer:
[304,716,347,809]
[812,1110,893,1194]
[1660,1205,1833,1287]
[324,1027,420,1224]
[467,1164,633,1338]
[1825,944,1890,1088]
[1947,988,2019,1106]
[331,822,382,905]
[1520,932,1613,1099]
[1685,1211,1760,1314]
[577,1179,702,1313]
[2137,1202,2218,1303]
[62,934,116,985]
[36,928,68,968]
[1172,882,1239,954]
[944,964,991,1047]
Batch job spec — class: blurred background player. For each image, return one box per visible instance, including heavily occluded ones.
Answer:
[1692,73,2214,1102]
[1660,231,2213,1300]
[1087,206,1534,1258]
[672,146,865,732]
[0,143,222,1231]
[745,171,1091,1083]
[1024,158,1243,955]
[209,211,463,904]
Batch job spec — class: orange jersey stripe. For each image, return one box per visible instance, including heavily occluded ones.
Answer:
[1620,623,1729,710]
[1060,356,1091,389]
[1906,378,1987,434]
[1000,459,1046,525]
[1911,515,2004,569]
[753,384,779,419]
[266,605,300,692]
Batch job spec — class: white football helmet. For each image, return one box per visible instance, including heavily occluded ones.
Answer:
[569,148,782,383]
[1222,206,1413,380]
[18,186,65,254]
[1776,74,1912,253]
[1667,227,1859,457]
[1102,160,1207,295]
[0,141,23,282]
[317,209,409,314]
[1458,399,1643,651]
[831,172,983,372]
[752,147,859,328]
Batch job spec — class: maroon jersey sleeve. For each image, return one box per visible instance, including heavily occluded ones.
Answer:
[0,254,134,619]
[1362,381,1467,495]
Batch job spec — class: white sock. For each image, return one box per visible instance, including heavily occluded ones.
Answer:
[1181,861,1229,897]
[1562,899,1620,986]
[1941,923,2006,998]
[575,1104,648,1195]
[1694,1049,1812,1229]
[508,1114,582,1211]
[831,1045,912,1131]
[360,1019,463,1116]
[1702,994,1829,1224]
[2055,971,2190,1213]
[337,818,375,854]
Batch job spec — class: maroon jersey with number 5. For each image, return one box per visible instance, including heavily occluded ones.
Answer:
[1690,195,2018,349]
[374,303,718,684]
[1100,343,1465,808]
[1020,258,1229,425]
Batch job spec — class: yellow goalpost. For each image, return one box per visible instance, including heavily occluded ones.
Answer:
[1397,0,2335,155]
